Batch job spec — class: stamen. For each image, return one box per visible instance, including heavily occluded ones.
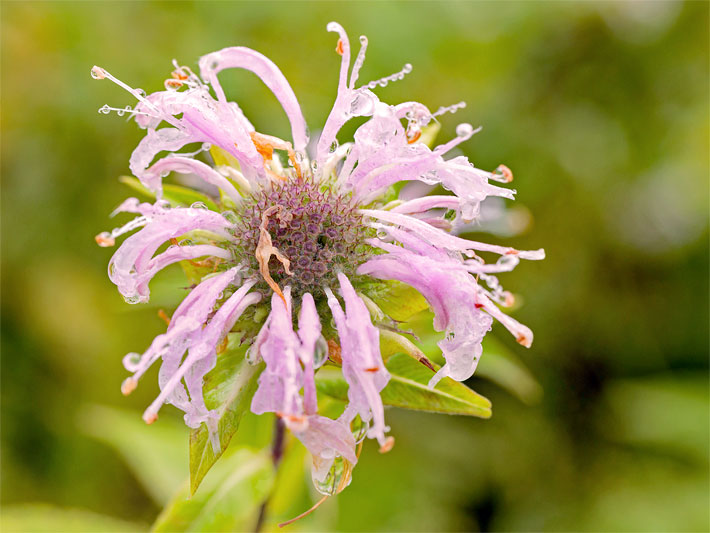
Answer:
[361,63,412,91]
[348,35,368,89]
[255,205,293,304]
[91,65,182,130]
[493,164,514,183]
[432,101,467,118]
[157,309,171,326]
[278,495,329,528]
[120,377,138,396]
[379,436,395,453]
[97,104,153,118]
[95,215,149,247]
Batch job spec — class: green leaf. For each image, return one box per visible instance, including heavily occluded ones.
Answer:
[76,404,187,506]
[363,280,429,322]
[153,449,274,533]
[316,353,492,418]
[119,176,218,211]
[189,335,264,495]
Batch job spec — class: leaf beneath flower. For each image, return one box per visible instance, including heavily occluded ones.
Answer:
[189,334,264,495]
[154,449,274,532]
[362,280,429,322]
[316,353,492,418]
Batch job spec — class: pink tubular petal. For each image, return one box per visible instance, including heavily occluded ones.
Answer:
[132,90,265,185]
[390,195,463,215]
[199,47,308,151]
[361,208,545,259]
[325,274,390,448]
[357,250,492,388]
[250,290,305,426]
[145,278,260,436]
[293,415,358,465]
[128,244,231,303]
[145,156,242,204]
[297,293,321,416]
[317,22,380,164]
[108,206,232,303]
[123,268,238,405]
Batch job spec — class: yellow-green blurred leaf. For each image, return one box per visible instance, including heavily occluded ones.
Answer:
[1,504,147,533]
[76,404,187,506]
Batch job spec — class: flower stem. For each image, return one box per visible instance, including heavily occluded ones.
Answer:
[254,416,285,532]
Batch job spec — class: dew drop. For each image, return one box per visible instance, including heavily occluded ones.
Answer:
[122,352,142,371]
[190,201,209,210]
[456,123,474,137]
[402,63,413,74]
[246,344,262,365]
[350,415,369,444]
[91,66,105,80]
[312,455,353,496]
[221,210,239,225]
[123,294,142,305]
[98,104,111,115]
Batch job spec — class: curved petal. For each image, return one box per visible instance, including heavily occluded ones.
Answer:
[199,47,308,151]
[121,268,238,406]
[108,205,232,303]
[250,290,305,427]
[145,156,242,203]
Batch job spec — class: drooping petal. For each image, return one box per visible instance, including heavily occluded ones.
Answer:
[297,293,321,416]
[199,47,308,151]
[250,290,305,428]
[121,267,237,406]
[358,247,492,388]
[132,89,265,184]
[325,273,390,449]
[108,204,232,303]
[144,277,261,451]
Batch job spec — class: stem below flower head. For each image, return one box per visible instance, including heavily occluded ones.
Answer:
[253,417,286,533]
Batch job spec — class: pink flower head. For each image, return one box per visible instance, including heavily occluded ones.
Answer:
[94,21,543,494]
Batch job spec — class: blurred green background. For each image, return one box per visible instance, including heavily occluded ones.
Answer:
[2,1,708,532]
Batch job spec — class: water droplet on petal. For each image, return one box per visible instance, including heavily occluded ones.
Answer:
[350,415,369,444]
[123,294,142,305]
[313,335,328,369]
[246,344,262,365]
[312,455,353,496]
[190,201,209,210]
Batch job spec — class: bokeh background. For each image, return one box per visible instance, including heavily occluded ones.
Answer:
[2,1,708,532]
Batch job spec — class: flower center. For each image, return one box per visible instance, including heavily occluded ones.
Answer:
[232,178,371,297]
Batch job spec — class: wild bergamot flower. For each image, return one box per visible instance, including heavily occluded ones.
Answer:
[94,22,543,496]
